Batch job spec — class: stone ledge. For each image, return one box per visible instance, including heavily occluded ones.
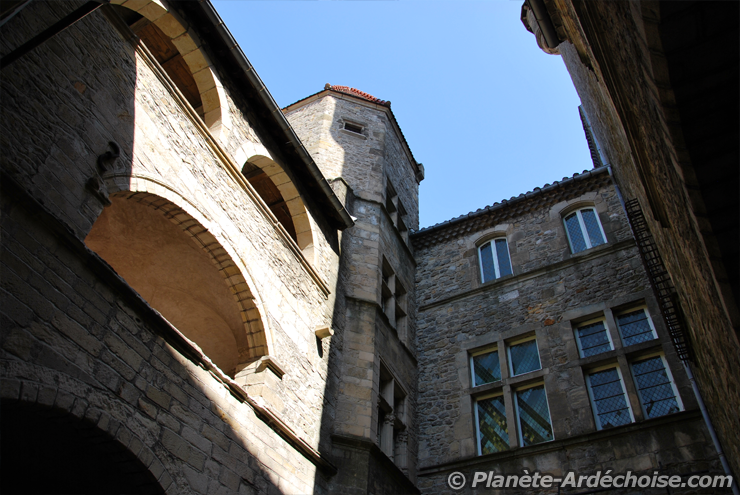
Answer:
[417,409,704,476]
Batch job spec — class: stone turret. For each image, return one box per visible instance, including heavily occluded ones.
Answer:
[286,86,423,492]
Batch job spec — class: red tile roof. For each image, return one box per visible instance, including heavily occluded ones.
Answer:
[325,84,391,107]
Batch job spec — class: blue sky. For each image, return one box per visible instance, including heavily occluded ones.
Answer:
[212,0,591,229]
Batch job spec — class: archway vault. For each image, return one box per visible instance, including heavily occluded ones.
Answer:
[87,178,273,371]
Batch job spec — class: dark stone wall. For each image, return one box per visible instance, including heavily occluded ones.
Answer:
[549,0,740,476]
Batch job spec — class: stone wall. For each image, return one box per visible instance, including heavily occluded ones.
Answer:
[412,175,723,493]
[287,91,421,492]
[1,180,331,494]
[0,1,353,492]
[542,0,740,474]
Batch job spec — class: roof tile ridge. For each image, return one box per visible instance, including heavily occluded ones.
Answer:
[413,168,607,236]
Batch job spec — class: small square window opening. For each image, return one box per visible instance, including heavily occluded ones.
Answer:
[574,317,613,358]
[471,349,501,387]
[508,338,541,377]
[617,307,657,347]
[344,122,363,134]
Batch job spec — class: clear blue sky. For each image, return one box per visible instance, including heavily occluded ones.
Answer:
[212,0,591,229]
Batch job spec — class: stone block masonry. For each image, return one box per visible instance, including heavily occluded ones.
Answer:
[411,173,726,493]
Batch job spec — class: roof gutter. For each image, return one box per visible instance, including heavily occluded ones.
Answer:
[189,0,354,230]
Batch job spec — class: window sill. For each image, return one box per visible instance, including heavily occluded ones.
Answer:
[339,129,367,140]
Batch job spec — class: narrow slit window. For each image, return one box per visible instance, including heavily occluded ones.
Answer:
[586,367,633,429]
[479,238,513,283]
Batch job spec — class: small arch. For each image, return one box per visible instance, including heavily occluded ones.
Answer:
[243,153,316,261]
[1,400,164,494]
[473,225,512,248]
[548,192,600,220]
[110,0,231,138]
[86,188,271,372]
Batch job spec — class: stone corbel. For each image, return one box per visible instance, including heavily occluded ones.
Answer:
[234,355,286,413]
[235,355,285,379]
[86,141,119,206]
[315,325,334,339]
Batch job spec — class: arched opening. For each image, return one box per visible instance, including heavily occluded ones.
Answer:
[244,155,315,261]
[112,5,204,118]
[85,196,253,376]
[0,400,164,494]
[108,1,230,136]
[243,160,298,241]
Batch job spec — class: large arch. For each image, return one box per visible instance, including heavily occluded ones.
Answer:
[111,0,231,139]
[86,181,272,373]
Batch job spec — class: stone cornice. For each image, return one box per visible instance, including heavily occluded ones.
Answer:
[411,167,611,249]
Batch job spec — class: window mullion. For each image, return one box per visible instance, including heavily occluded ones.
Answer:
[492,241,501,278]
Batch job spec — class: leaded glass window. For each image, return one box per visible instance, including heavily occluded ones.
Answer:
[631,356,682,419]
[479,238,513,283]
[575,319,613,357]
[586,368,633,429]
[475,395,509,455]
[617,308,657,346]
[471,350,501,386]
[564,208,606,254]
[508,339,541,376]
[516,385,553,446]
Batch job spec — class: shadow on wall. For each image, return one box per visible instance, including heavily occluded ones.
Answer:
[0,2,296,493]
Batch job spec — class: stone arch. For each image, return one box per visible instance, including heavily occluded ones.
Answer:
[111,0,231,139]
[0,364,166,494]
[241,151,316,262]
[89,177,273,368]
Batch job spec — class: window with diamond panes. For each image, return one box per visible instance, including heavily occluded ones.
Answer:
[575,318,613,358]
[586,367,633,429]
[508,338,541,377]
[631,356,682,419]
[471,349,501,387]
[515,385,553,446]
[475,395,509,455]
[617,307,657,347]
[564,208,606,253]
[479,238,513,283]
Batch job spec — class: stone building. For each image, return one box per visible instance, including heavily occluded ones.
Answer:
[0,0,732,494]
[0,1,419,493]
[519,0,740,478]
[411,167,724,493]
